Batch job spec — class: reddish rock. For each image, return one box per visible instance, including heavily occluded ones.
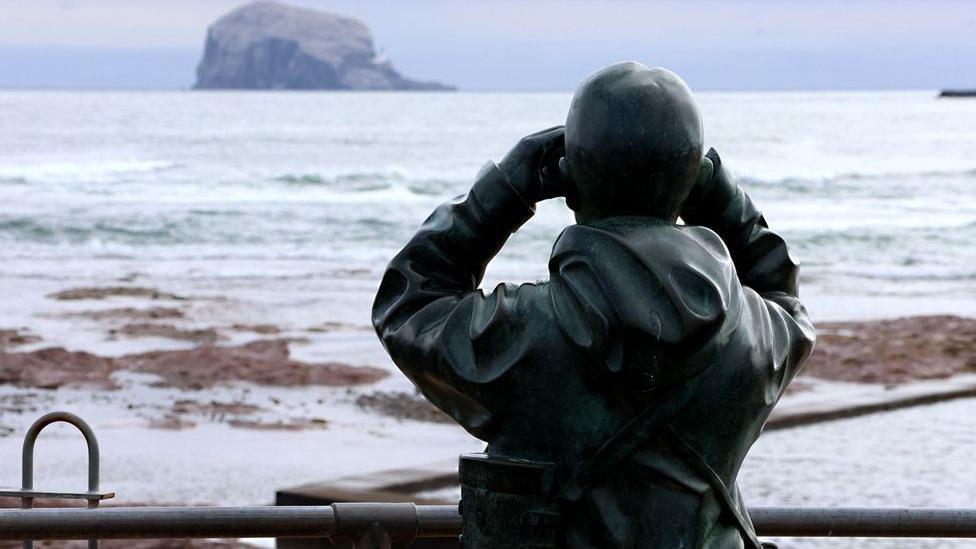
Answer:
[230,323,281,335]
[0,347,118,390]
[110,323,223,344]
[0,328,40,350]
[48,286,185,301]
[226,417,329,430]
[125,339,387,390]
[65,307,185,321]
[0,339,386,391]
[171,399,263,416]
[803,315,976,384]
[356,390,453,424]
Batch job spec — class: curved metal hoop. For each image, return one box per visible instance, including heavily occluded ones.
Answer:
[21,411,101,497]
[17,411,106,549]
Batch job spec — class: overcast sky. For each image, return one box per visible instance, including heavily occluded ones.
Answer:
[1,0,974,91]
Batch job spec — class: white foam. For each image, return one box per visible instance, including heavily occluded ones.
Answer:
[0,159,177,183]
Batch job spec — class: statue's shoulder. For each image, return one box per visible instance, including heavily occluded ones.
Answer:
[548,218,737,349]
[551,218,732,272]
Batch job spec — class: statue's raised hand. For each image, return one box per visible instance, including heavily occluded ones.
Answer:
[497,125,566,203]
[681,147,740,225]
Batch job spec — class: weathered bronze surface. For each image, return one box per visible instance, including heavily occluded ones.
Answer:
[373,61,815,548]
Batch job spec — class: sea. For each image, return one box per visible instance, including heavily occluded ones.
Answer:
[2,91,976,549]
[1,90,976,330]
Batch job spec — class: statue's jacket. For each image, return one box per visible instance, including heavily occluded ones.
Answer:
[372,152,816,548]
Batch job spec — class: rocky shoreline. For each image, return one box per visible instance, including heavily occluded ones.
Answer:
[3,285,976,429]
[0,335,385,392]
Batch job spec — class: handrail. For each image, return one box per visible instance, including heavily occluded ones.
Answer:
[3,413,976,545]
[751,506,976,538]
[0,504,459,542]
[1,505,976,541]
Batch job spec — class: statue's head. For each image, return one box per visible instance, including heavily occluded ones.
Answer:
[561,62,704,224]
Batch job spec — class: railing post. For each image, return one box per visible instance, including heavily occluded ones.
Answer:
[1,412,115,549]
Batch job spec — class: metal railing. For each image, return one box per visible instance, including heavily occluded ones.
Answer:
[0,503,459,544]
[2,412,976,547]
[0,412,114,548]
[3,504,976,541]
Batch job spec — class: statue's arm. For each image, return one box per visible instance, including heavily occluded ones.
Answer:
[373,159,535,334]
[682,148,799,298]
[682,148,815,389]
[371,159,544,435]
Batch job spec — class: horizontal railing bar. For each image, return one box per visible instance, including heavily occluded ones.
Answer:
[1,504,976,540]
[0,506,336,540]
[750,507,976,538]
[0,503,461,541]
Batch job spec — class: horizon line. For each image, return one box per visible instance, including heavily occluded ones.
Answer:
[0,86,954,94]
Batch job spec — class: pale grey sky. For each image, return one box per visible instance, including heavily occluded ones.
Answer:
[1,0,974,90]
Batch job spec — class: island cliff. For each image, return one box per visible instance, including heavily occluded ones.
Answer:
[194,1,454,91]
[939,89,976,98]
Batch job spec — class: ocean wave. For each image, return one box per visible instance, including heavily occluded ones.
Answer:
[739,166,976,191]
[273,172,395,193]
[0,209,411,247]
[270,170,452,196]
[274,174,330,185]
[0,217,183,245]
[0,159,179,184]
[262,183,438,204]
[822,267,976,283]
[273,169,413,185]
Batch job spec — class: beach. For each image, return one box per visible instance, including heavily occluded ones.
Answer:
[1,90,976,548]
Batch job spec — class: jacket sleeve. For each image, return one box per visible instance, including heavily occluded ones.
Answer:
[371,161,545,437]
[681,148,815,396]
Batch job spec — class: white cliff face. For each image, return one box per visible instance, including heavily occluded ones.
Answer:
[194,1,453,90]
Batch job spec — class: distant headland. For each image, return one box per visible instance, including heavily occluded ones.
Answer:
[939,89,976,98]
[194,1,454,91]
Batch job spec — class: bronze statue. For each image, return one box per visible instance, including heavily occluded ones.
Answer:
[373,62,815,548]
